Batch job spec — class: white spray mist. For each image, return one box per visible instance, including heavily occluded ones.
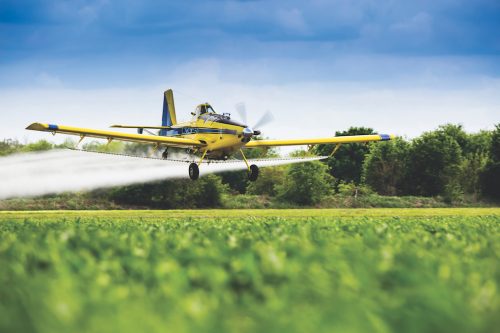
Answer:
[0,149,325,199]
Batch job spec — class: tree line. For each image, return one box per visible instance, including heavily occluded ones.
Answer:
[314,124,499,203]
[1,123,499,208]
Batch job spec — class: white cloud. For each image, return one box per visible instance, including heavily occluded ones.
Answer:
[2,62,499,156]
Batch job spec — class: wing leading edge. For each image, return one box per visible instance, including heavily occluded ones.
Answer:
[26,123,205,148]
[244,134,395,148]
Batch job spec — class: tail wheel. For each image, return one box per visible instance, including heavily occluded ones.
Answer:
[248,164,259,182]
[189,163,199,180]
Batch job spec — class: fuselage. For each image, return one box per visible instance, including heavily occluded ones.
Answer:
[163,112,250,159]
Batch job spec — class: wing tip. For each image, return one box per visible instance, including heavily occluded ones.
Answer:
[26,122,46,131]
[26,123,58,131]
[380,134,396,141]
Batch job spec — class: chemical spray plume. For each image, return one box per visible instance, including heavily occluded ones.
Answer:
[0,149,325,199]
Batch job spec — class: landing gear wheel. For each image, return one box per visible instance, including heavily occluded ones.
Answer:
[248,164,259,182]
[189,163,199,180]
[162,149,168,159]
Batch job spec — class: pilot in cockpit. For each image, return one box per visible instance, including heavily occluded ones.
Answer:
[193,104,216,119]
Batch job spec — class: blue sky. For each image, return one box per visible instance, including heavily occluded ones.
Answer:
[1,0,499,143]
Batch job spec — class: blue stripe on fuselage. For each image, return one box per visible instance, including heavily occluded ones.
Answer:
[48,124,58,130]
[380,134,391,141]
[163,127,238,136]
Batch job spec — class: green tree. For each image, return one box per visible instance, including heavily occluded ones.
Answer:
[313,127,375,186]
[110,174,228,208]
[438,124,468,151]
[407,129,463,197]
[218,171,249,194]
[82,140,124,153]
[488,124,500,161]
[459,131,491,198]
[110,182,156,207]
[21,139,53,152]
[193,174,229,207]
[276,160,334,205]
[480,124,500,199]
[362,138,410,195]
[54,138,77,149]
[124,143,152,156]
[0,139,23,156]
[480,163,500,199]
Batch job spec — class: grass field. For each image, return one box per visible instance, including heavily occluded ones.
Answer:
[1,208,499,333]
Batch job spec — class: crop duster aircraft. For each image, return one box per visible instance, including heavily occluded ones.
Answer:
[27,89,395,181]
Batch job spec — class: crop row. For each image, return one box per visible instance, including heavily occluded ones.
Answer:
[0,213,498,333]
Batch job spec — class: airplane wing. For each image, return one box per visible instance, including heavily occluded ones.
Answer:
[110,124,171,129]
[26,123,205,148]
[244,134,395,148]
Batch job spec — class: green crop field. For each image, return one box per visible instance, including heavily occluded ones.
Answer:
[1,209,499,333]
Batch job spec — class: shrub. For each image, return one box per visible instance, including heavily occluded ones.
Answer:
[276,161,334,205]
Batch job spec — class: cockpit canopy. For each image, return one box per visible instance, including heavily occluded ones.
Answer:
[193,103,246,127]
[196,103,216,116]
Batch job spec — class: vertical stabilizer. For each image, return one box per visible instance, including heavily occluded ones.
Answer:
[161,89,177,136]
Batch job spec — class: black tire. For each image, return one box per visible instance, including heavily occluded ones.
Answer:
[248,164,259,182]
[189,163,199,180]
[162,149,168,159]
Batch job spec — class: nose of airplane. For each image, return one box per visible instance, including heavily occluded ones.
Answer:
[242,127,254,138]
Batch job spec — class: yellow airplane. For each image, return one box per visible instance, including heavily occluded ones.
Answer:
[27,89,395,181]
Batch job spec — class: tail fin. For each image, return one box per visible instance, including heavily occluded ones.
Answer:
[160,89,177,136]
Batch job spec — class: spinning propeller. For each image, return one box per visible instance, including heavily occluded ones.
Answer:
[235,102,274,138]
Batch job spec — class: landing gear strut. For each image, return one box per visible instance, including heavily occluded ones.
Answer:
[189,163,199,180]
[188,149,259,182]
[188,150,207,180]
[240,149,259,182]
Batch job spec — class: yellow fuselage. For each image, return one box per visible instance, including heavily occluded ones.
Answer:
[169,118,247,159]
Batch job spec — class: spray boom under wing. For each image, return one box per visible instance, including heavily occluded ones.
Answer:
[110,125,172,129]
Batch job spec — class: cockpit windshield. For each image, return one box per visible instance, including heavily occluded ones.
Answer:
[196,104,216,116]
[196,103,246,127]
